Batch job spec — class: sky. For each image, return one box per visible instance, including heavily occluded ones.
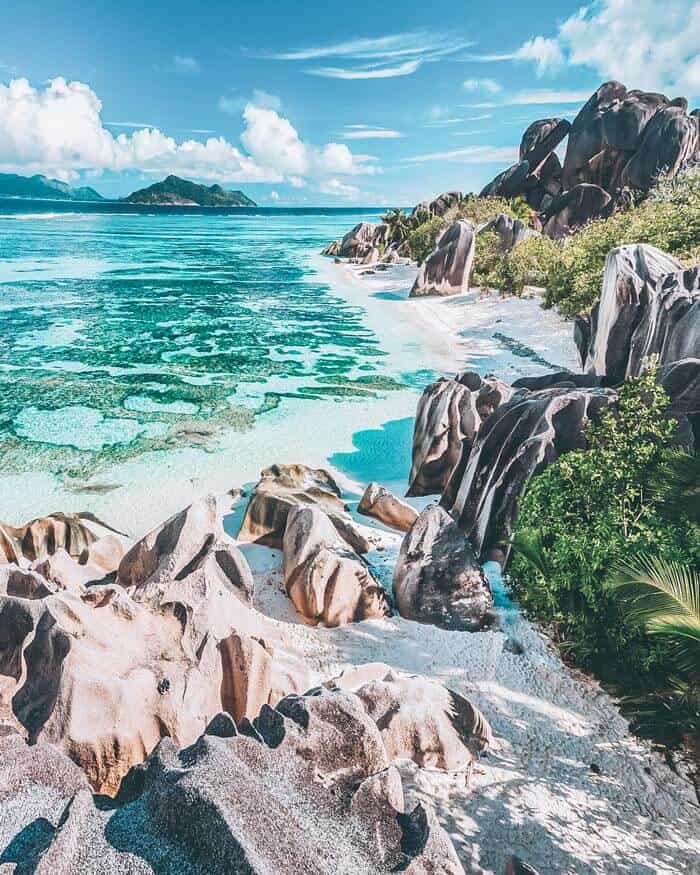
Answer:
[0,0,698,205]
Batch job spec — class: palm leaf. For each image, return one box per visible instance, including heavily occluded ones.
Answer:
[510,528,550,578]
[648,450,700,525]
[607,554,700,676]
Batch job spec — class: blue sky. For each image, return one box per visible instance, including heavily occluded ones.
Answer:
[0,0,698,204]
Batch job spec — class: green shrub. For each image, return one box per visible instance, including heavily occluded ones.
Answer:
[543,167,700,316]
[444,194,532,227]
[509,368,700,685]
[471,231,511,291]
[508,235,561,293]
[406,216,443,264]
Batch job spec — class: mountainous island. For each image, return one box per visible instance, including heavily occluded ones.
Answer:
[123,174,257,206]
[0,172,104,201]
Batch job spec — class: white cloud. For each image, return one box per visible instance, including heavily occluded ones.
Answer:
[341,125,403,139]
[478,1,700,94]
[463,78,502,94]
[309,60,420,79]
[402,145,519,164]
[0,76,375,193]
[318,178,360,197]
[464,88,591,109]
[261,30,473,80]
[105,120,157,128]
[219,88,281,114]
[173,55,200,73]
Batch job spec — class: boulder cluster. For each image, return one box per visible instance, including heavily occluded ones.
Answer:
[407,243,699,561]
[482,81,699,237]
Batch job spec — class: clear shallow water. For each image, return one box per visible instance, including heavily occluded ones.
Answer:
[0,205,409,484]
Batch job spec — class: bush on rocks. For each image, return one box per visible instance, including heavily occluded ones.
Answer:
[507,235,561,293]
[509,368,700,692]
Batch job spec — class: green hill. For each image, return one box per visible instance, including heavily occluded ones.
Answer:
[0,173,104,201]
[124,175,256,206]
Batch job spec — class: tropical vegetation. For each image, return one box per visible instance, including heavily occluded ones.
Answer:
[509,366,700,742]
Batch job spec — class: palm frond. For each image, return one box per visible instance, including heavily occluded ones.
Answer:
[648,450,700,525]
[511,528,550,578]
[607,554,700,675]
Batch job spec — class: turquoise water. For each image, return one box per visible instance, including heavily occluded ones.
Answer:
[0,205,405,483]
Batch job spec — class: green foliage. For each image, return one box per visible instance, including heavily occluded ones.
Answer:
[382,207,411,243]
[471,231,511,290]
[510,368,700,689]
[507,235,561,293]
[406,216,443,264]
[444,194,533,227]
[543,167,700,316]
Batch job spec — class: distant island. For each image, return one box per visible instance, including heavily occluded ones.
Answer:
[0,172,104,201]
[123,175,256,207]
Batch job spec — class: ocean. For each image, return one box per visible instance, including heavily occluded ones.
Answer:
[0,202,444,529]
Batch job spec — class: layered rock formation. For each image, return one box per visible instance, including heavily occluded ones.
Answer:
[282,506,391,626]
[238,463,370,553]
[481,81,699,238]
[1,666,485,873]
[576,244,700,382]
[0,511,128,566]
[393,505,493,631]
[411,190,463,218]
[442,385,617,560]
[409,220,475,297]
[357,482,418,532]
[0,496,311,795]
[408,371,514,497]
[323,221,389,263]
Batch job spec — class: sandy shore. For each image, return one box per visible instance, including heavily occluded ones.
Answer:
[5,253,698,872]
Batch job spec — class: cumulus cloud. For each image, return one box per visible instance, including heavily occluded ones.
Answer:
[0,76,374,195]
[468,1,700,93]
[219,88,281,114]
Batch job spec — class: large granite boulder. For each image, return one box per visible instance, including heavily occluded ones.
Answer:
[411,190,462,218]
[519,118,571,170]
[118,493,253,604]
[407,371,514,497]
[0,681,468,874]
[562,82,698,193]
[238,463,370,553]
[443,386,617,561]
[480,160,531,199]
[542,183,613,238]
[282,505,391,626]
[357,482,418,532]
[576,244,688,381]
[409,220,475,298]
[330,663,493,770]
[0,499,311,795]
[620,103,699,191]
[478,214,539,252]
[393,505,493,631]
[323,221,389,263]
[0,512,128,566]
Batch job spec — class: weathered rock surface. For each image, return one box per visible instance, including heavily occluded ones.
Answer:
[330,663,492,769]
[410,220,475,298]
[541,183,613,238]
[393,505,493,631]
[408,371,514,497]
[0,675,471,874]
[478,214,539,252]
[322,221,389,263]
[411,190,462,218]
[357,482,418,532]
[442,386,617,560]
[0,511,127,565]
[238,463,370,553]
[282,505,391,626]
[576,244,690,381]
[0,498,315,795]
[519,118,571,170]
[480,160,531,200]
